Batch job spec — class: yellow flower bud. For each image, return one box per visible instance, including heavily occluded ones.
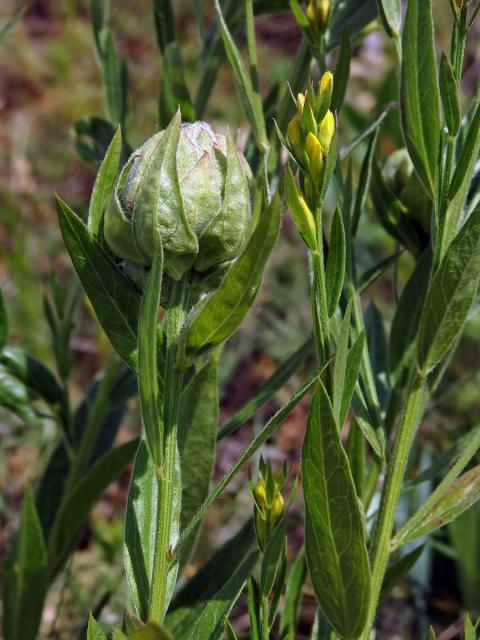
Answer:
[306,132,325,184]
[287,115,305,160]
[306,0,330,35]
[320,71,333,97]
[269,491,284,528]
[296,93,306,117]
[285,166,317,251]
[254,479,267,509]
[318,110,335,153]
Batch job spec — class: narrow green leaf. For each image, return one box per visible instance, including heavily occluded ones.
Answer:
[439,53,461,137]
[178,359,218,569]
[394,466,480,546]
[247,576,261,640]
[332,302,353,424]
[0,347,63,407]
[302,381,370,638]
[289,0,309,28]
[188,551,259,640]
[326,209,346,318]
[218,336,314,440]
[400,0,441,198]
[345,418,365,497]
[340,103,394,161]
[88,126,122,238]
[441,100,480,256]
[340,332,365,428]
[417,205,480,373]
[331,27,351,113]
[352,128,379,235]
[279,549,307,637]
[2,487,48,640]
[364,302,389,412]
[170,520,256,612]
[72,115,119,164]
[427,626,436,640]
[49,439,139,568]
[358,252,402,293]
[260,522,286,596]
[184,194,281,361]
[389,247,432,381]
[87,614,107,640]
[0,286,8,350]
[153,0,176,53]
[56,196,140,370]
[213,0,267,150]
[376,0,401,38]
[0,365,39,424]
[113,626,127,639]
[124,441,158,620]
[381,545,424,599]
[138,224,164,466]
[99,29,126,125]
[159,43,195,126]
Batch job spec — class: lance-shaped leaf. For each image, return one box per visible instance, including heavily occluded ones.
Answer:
[392,466,480,546]
[279,549,307,637]
[381,545,424,599]
[389,247,431,382]
[124,439,180,622]
[159,43,195,127]
[178,359,218,570]
[183,194,281,361]
[377,0,401,38]
[326,209,346,318]
[213,0,267,151]
[56,196,140,370]
[417,204,480,373]
[1,347,63,407]
[302,381,370,638]
[138,223,163,466]
[2,487,48,640]
[439,53,460,137]
[49,439,138,569]
[88,126,122,238]
[331,27,351,113]
[129,623,174,640]
[400,0,440,199]
[188,551,259,640]
[441,100,480,256]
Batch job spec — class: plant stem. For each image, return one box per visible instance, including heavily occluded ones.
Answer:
[261,595,270,640]
[360,368,426,639]
[149,277,189,624]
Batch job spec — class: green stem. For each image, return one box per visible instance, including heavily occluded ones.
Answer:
[360,369,426,639]
[261,595,270,640]
[310,204,330,372]
[149,277,189,624]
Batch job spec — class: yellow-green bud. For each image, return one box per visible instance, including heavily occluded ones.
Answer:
[269,491,284,527]
[254,479,267,509]
[306,0,330,35]
[285,166,317,251]
[296,92,306,117]
[287,115,306,160]
[318,110,335,153]
[104,112,252,281]
[316,71,334,121]
[306,132,325,185]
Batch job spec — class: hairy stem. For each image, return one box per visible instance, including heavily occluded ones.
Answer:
[149,277,189,624]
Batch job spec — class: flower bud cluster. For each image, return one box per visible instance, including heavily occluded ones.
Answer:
[283,71,336,250]
[306,0,330,37]
[250,460,286,551]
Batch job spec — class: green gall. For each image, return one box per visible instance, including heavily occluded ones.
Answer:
[104,112,252,281]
